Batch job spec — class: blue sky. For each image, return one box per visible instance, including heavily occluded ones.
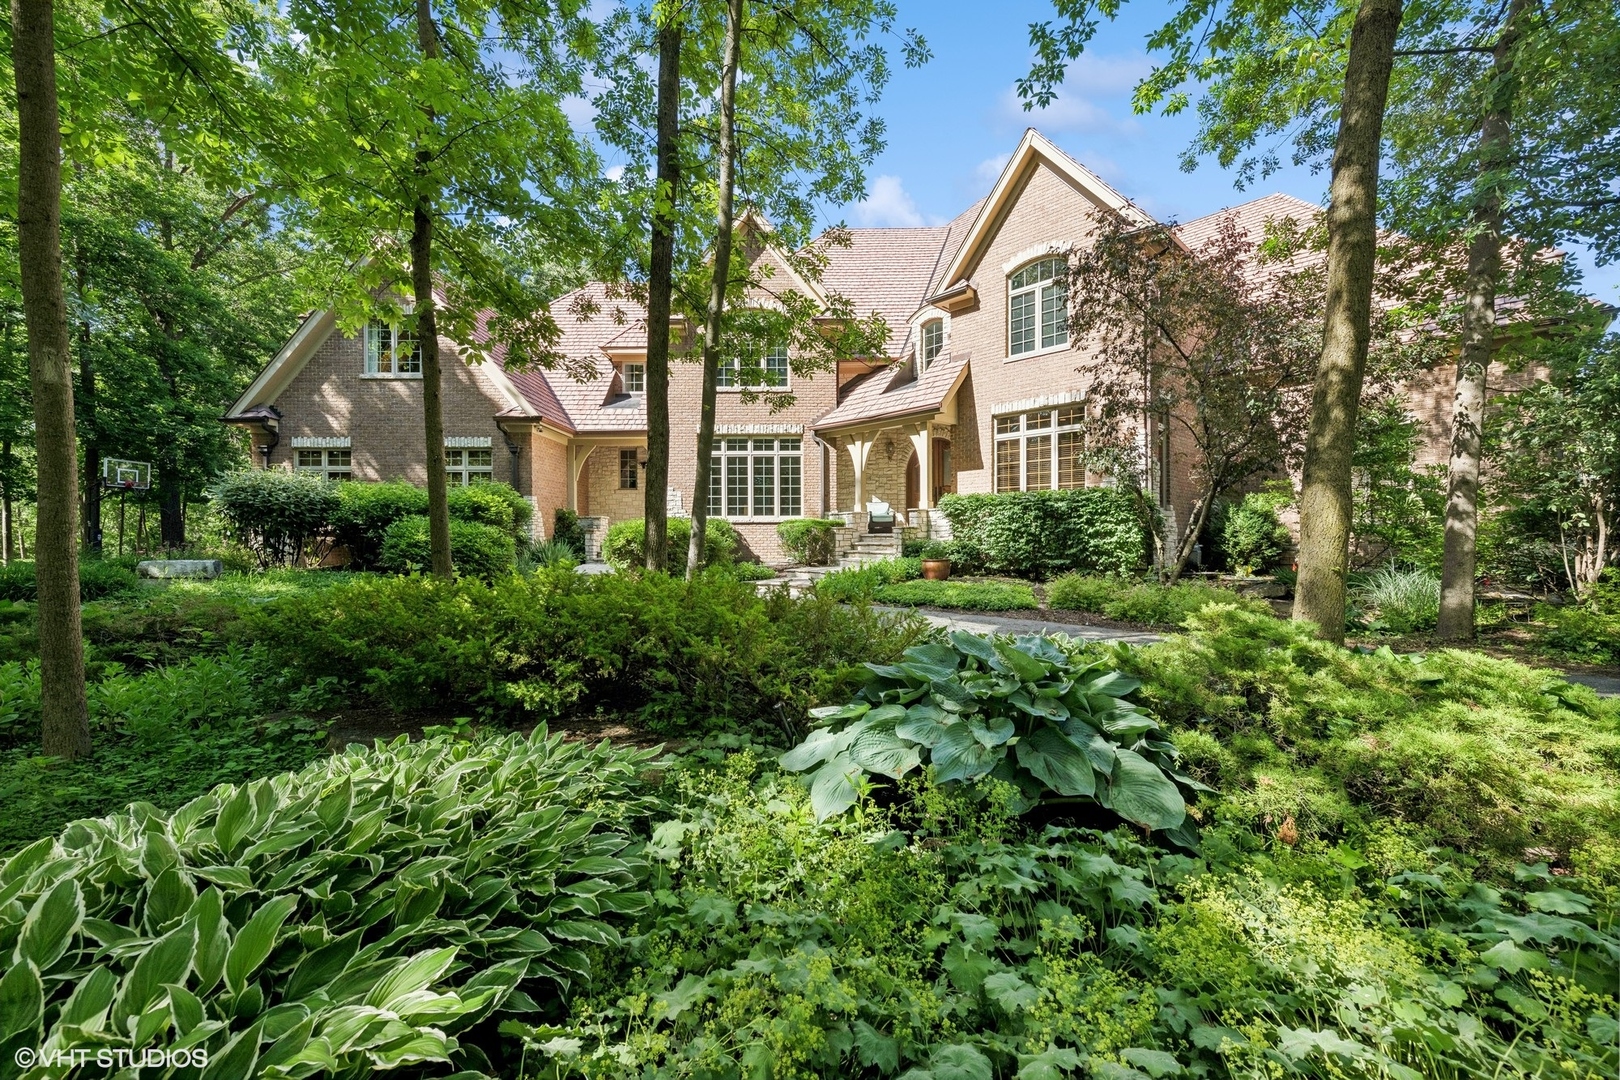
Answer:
[834,0,1620,303]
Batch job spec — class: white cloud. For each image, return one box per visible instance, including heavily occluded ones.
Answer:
[995,52,1152,137]
[972,153,1012,194]
[855,175,930,228]
[604,164,626,182]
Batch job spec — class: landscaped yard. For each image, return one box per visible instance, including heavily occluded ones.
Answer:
[3,562,1616,1079]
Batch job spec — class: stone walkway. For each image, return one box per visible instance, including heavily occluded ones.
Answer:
[878,606,1162,645]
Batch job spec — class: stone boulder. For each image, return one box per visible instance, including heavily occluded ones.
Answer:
[135,559,223,580]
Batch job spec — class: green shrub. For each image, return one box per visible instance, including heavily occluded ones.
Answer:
[776,517,842,565]
[783,632,1198,833]
[522,539,580,570]
[552,507,588,558]
[873,578,1036,611]
[329,479,428,567]
[1114,604,1620,872]
[0,559,138,602]
[246,570,930,737]
[1355,564,1442,633]
[1535,601,1620,664]
[208,469,340,568]
[1216,490,1292,573]
[1047,573,1270,627]
[937,489,1148,578]
[375,515,517,578]
[0,731,656,1074]
[601,516,738,570]
[813,556,921,602]
[710,560,778,582]
[447,481,532,541]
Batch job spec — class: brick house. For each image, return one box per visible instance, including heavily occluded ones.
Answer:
[223,128,1521,565]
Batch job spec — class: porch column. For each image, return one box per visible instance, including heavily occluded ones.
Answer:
[907,422,933,512]
[569,445,591,512]
[846,435,874,510]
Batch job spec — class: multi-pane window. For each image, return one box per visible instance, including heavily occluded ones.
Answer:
[718,345,790,389]
[296,448,352,481]
[1008,258,1068,356]
[363,320,422,374]
[445,447,493,486]
[922,319,945,365]
[707,437,801,518]
[619,448,639,489]
[622,362,645,393]
[994,406,1087,491]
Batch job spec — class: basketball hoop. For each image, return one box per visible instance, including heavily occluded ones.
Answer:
[102,458,153,492]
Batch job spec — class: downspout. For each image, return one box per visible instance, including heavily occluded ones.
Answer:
[257,406,282,468]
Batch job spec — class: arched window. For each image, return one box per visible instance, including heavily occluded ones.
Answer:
[921,319,945,365]
[1008,257,1068,356]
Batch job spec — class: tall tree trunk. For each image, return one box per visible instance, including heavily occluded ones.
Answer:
[1166,490,1213,584]
[11,0,91,759]
[2,438,13,563]
[643,15,682,572]
[1291,0,1403,643]
[1437,2,1522,639]
[73,238,101,552]
[688,0,743,580]
[414,0,452,577]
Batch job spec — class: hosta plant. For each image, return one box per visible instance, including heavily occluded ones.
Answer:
[782,632,1205,839]
[0,730,656,1079]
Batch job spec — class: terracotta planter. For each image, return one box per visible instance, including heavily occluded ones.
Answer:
[921,558,951,581]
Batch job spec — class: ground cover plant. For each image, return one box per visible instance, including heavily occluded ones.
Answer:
[521,752,1618,1080]
[1046,574,1271,627]
[873,578,1037,611]
[0,731,657,1079]
[1115,605,1620,877]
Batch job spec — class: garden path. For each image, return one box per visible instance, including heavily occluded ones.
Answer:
[883,606,1163,646]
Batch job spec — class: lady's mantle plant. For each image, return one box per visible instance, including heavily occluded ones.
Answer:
[782,631,1205,840]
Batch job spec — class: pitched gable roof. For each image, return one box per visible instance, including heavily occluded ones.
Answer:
[931,129,1153,299]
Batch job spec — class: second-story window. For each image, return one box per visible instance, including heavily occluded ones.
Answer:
[718,344,790,389]
[1008,257,1068,356]
[622,362,645,393]
[922,319,944,366]
[364,320,422,375]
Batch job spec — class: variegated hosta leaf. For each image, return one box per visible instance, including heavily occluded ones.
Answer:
[2,729,656,1079]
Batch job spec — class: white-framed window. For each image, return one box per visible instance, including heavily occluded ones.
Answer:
[619,448,639,489]
[297,448,352,481]
[445,447,494,486]
[363,319,422,375]
[994,406,1088,491]
[622,362,645,393]
[707,437,801,518]
[718,344,790,389]
[922,319,945,366]
[1008,258,1068,357]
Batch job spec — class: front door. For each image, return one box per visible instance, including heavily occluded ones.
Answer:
[905,437,954,511]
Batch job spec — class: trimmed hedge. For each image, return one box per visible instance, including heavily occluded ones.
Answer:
[447,483,532,542]
[552,508,588,558]
[936,489,1148,579]
[602,517,739,570]
[330,480,428,567]
[210,469,340,568]
[376,515,517,578]
[873,578,1037,611]
[1046,573,1271,626]
[777,518,842,565]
